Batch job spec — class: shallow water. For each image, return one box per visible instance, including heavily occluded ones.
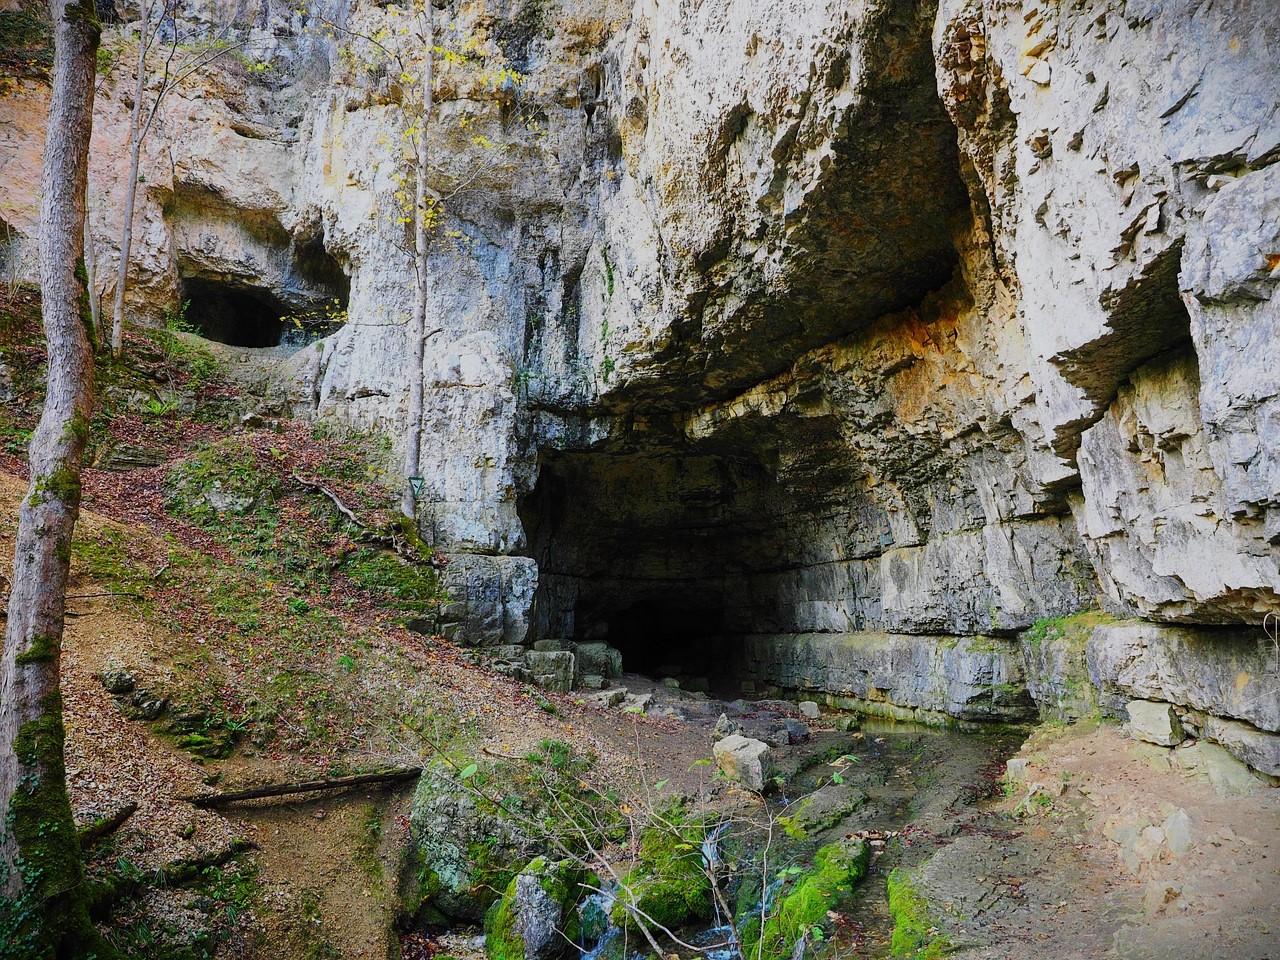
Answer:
[590,716,1026,959]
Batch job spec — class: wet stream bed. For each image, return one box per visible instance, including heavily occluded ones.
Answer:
[409,683,1028,960]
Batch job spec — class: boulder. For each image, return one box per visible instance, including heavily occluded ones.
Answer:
[798,700,821,720]
[1125,700,1185,747]
[712,735,775,792]
[711,713,741,742]
[484,857,587,960]
[99,669,136,695]
[569,642,623,679]
[525,651,575,693]
[407,764,531,922]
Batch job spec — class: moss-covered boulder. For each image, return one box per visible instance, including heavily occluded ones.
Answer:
[404,743,609,926]
[739,838,870,960]
[404,762,533,923]
[610,814,712,933]
[485,857,590,960]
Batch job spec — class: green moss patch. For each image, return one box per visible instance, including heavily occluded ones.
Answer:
[484,857,589,960]
[739,838,869,960]
[887,867,949,960]
[611,806,712,933]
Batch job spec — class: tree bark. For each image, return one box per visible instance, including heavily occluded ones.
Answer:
[0,0,104,951]
[109,0,147,356]
[400,1,434,519]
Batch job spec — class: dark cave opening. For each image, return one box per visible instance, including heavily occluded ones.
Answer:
[518,447,756,684]
[179,239,350,350]
[518,431,849,688]
[182,276,288,348]
[586,595,731,681]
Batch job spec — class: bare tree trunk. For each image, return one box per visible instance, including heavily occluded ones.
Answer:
[83,204,102,342]
[0,0,106,950]
[400,2,434,519]
[109,0,148,356]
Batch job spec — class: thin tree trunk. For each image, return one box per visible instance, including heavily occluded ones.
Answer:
[109,0,148,356]
[83,204,102,342]
[401,3,434,519]
[0,0,104,950]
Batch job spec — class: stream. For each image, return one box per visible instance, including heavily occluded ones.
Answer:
[580,712,1023,960]
[424,700,1025,960]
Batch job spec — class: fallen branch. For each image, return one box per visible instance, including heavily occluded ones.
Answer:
[78,802,138,848]
[181,766,422,808]
[87,838,258,920]
[292,472,364,528]
[66,591,147,601]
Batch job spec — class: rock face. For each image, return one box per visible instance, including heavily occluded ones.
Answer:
[744,632,1035,725]
[4,0,1279,762]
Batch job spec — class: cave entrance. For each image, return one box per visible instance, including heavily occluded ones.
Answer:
[593,595,730,681]
[182,277,287,348]
[519,441,807,691]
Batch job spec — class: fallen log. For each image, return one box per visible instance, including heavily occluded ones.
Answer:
[182,766,422,808]
[78,802,139,848]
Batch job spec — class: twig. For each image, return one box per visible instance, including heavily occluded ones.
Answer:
[181,766,422,808]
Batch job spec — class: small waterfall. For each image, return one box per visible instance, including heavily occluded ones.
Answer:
[577,882,619,960]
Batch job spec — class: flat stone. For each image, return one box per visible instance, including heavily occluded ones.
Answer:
[1125,699,1186,746]
[1163,808,1194,855]
[579,674,606,690]
[622,693,652,713]
[798,700,822,720]
[587,688,627,708]
[712,734,775,793]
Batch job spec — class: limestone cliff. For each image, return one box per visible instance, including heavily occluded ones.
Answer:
[2,0,1277,765]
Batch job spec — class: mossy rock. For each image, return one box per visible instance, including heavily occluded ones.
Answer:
[610,811,712,933]
[485,857,590,960]
[407,746,608,926]
[164,439,284,525]
[887,867,949,959]
[406,764,530,922]
[739,838,870,960]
